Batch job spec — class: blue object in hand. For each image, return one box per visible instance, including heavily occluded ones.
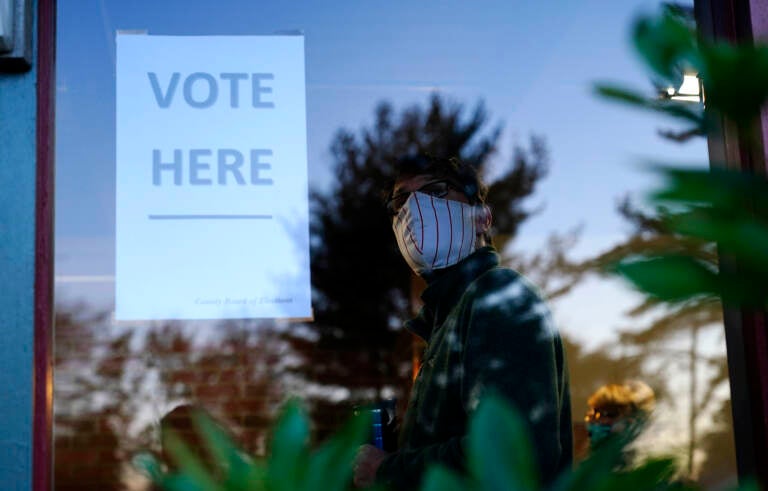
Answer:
[371,408,384,450]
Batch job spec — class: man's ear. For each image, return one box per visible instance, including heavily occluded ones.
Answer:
[476,205,492,234]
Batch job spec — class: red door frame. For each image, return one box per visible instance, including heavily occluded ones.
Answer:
[695,0,768,487]
[34,0,56,489]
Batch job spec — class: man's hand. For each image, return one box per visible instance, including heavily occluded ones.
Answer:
[353,444,388,488]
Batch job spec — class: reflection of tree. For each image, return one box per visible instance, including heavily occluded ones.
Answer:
[698,399,738,488]
[53,305,286,489]
[506,227,585,301]
[54,304,124,490]
[144,320,284,455]
[289,93,551,434]
[582,199,734,480]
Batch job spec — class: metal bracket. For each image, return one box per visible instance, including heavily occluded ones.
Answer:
[0,0,32,72]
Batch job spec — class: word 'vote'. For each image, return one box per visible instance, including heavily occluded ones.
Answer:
[148,72,275,108]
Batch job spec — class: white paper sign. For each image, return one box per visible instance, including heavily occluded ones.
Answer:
[115,34,311,320]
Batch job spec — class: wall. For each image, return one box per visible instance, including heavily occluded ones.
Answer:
[0,0,39,489]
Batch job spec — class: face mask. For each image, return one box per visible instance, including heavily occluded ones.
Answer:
[393,191,480,274]
[587,423,614,446]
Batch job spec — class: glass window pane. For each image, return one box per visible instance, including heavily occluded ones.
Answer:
[54,1,738,489]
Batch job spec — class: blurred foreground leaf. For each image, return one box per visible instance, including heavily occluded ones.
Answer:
[652,167,768,212]
[614,255,719,301]
[267,401,310,491]
[163,429,225,491]
[138,399,369,491]
[699,43,768,123]
[420,466,467,491]
[632,11,697,85]
[594,85,704,127]
[421,394,689,491]
[301,408,370,491]
[605,167,768,307]
[669,209,768,273]
[139,393,724,491]
[196,413,265,490]
[468,393,538,491]
[132,452,164,483]
[598,8,768,125]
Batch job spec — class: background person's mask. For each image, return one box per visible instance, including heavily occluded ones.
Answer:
[586,422,614,447]
[393,191,481,274]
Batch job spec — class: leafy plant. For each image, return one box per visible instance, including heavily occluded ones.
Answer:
[138,394,702,491]
[584,5,768,481]
[594,7,768,308]
[613,166,768,307]
[420,393,694,491]
[135,400,372,491]
[596,6,768,132]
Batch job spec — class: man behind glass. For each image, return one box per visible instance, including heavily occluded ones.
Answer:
[353,155,573,490]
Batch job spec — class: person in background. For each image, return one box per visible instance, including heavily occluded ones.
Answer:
[584,380,656,449]
[353,154,573,490]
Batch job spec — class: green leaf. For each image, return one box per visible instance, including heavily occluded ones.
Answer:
[632,12,698,85]
[303,410,370,491]
[651,167,767,209]
[727,479,760,491]
[668,210,768,274]
[131,452,164,482]
[160,473,210,491]
[550,426,641,491]
[194,413,265,490]
[266,399,311,491]
[699,42,768,123]
[223,458,266,491]
[163,430,225,491]
[613,255,720,301]
[194,412,238,465]
[467,392,538,491]
[610,458,678,490]
[420,465,467,491]
[595,85,704,125]
[595,84,650,106]
[624,256,768,307]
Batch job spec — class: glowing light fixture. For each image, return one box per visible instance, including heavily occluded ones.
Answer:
[662,73,704,103]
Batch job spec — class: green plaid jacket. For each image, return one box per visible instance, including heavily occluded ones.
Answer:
[377,247,573,490]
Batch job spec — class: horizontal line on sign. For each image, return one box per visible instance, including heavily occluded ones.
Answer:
[148,214,273,220]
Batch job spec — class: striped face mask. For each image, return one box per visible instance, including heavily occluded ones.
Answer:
[393,191,479,275]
